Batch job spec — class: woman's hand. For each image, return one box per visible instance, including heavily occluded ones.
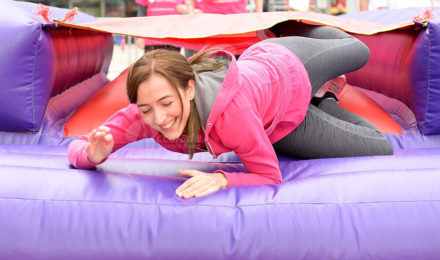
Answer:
[86,126,114,164]
[176,170,228,199]
[136,38,145,50]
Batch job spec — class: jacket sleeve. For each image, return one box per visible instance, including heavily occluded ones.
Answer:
[67,104,150,169]
[214,106,282,186]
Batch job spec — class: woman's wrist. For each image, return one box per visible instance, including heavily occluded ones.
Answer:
[214,172,228,188]
[87,155,105,165]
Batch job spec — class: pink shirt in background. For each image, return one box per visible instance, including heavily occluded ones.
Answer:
[136,0,184,16]
[194,0,248,14]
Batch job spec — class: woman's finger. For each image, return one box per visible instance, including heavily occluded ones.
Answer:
[95,131,106,140]
[194,186,219,198]
[176,175,204,196]
[85,142,91,153]
[98,125,110,132]
[104,134,114,145]
[177,169,201,177]
[180,177,211,197]
[183,183,214,199]
[175,170,203,194]
[88,129,97,142]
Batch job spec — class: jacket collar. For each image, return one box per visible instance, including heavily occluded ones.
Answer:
[193,52,232,131]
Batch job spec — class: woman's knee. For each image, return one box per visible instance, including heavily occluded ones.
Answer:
[356,40,370,66]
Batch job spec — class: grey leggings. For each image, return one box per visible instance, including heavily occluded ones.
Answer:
[261,24,393,159]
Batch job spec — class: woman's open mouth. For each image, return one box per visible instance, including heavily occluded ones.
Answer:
[161,118,177,131]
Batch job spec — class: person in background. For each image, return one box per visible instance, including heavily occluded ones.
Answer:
[289,0,310,11]
[360,0,438,10]
[177,0,263,15]
[176,0,263,57]
[310,0,346,15]
[135,0,182,52]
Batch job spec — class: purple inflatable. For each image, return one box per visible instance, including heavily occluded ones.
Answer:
[0,2,439,259]
[0,0,112,133]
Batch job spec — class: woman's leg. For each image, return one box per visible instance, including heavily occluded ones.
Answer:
[259,23,370,95]
[263,23,393,158]
[273,101,394,159]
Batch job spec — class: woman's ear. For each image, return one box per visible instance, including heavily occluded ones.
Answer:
[186,79,195,100]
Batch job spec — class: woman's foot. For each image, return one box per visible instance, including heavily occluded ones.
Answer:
[314,75,347,101]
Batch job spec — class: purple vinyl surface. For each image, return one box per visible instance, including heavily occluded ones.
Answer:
[0,0,112,132]
[0,144,440,259]
[343,8,440,135]
[0,3,440,259]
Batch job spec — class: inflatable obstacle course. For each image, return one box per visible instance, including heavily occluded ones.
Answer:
[0,1,440,258]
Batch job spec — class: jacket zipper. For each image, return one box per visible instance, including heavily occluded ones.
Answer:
[179,137,216,157]
[205,138,218,159]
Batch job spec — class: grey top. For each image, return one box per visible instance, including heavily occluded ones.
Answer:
[193,56,231,131]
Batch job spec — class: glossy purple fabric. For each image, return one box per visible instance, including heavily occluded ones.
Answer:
[1,5,440,259]
[0,0,112,132]
[413,22,440,134]
[0,144,440,259]
[0,0,54,132]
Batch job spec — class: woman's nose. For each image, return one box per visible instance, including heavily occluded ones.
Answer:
[153,109,166,125]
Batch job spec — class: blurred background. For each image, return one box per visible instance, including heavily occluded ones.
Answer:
[15,0,368,17]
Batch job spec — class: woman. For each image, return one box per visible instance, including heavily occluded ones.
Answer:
[68,24,393,199]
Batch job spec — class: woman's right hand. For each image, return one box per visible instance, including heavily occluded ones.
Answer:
[85,126,114,164]
[136,38,145,50]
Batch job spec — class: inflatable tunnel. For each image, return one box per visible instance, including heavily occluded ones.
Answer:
[0,1,440,259]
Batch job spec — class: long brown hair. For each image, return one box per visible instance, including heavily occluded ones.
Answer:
[126,49,224,159]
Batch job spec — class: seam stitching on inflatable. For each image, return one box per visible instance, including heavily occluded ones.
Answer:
[424,24,431,134]
[1,197,439,207]
[31,25,40,132]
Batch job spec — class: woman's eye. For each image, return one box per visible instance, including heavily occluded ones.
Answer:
[164,102,173,107]
[141,109,151,114]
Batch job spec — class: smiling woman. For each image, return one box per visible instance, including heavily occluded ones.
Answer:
[68,24,394,199]
[126,50,198,150]
[135,73,193,141]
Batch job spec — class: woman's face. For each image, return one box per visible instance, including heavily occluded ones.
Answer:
[137,73,194,140]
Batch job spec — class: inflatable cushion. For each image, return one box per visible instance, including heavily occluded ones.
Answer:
[1,144,440,259]
[0,0,112,132]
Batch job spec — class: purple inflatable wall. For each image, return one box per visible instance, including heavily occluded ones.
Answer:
[0,0,113,133]
[0,4,440,260]
[343,8,440,135]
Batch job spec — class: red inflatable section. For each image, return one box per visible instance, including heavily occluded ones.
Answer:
[63,69,130,137]
[64,69,402,137]
[339,84,402,135]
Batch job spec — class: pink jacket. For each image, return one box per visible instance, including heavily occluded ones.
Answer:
[68,42,311,187]
[194,0,248,14]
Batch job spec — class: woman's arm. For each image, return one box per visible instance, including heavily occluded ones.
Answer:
[174,108,281,198]
[215,107,283,186]
[68,104,149,169]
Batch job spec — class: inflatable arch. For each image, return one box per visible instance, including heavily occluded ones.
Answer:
[0,1,440,258]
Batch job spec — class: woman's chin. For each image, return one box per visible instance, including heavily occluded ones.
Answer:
[163,134,178,140]
[161,129,182,141]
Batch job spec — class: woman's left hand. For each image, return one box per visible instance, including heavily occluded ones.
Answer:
[176,170,228,199]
